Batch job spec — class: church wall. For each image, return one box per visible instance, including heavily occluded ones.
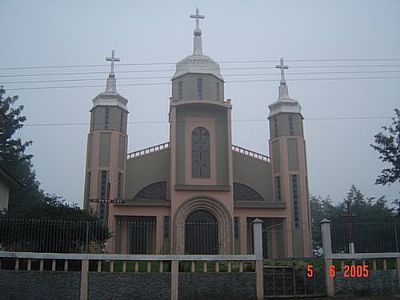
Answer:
[86,134,92,170]
[287,138,299,171]
[124,149,170,200]
[216,110,230,185]
[271,140,280,173]
[269,113,303,138]
[184,116,217,186]
[232,152,273,202]
[118,135,126,169]
[91,106,104,130]
[175,105,229,187]
[99,132,111,167]
[91,106,127,132]
[172,74,224,102]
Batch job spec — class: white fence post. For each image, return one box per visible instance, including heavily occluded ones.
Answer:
[80,259,89,300]
[321,219,334,297]
[171,260,179,300]
[253,218,264,300]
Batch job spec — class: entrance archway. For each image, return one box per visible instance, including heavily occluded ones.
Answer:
[172,196,233,254]
[185,210,218,254]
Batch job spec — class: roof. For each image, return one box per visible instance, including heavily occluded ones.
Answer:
[0,165,24,189]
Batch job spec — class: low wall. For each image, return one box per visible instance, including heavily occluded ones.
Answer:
[334,270,400,296]
[0,271,81,299]
[179,273,256,300]
[89,273,171,300]
[0,271,256,300]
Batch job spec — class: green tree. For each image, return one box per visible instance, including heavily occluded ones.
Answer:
[0,86,44,211]
[310,195,340,252]
[370,108,400,185]
[0,87,110,252]
[310,186,394,254]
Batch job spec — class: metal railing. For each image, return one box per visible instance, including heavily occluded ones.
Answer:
[321,219,400,297]
[232,145,270,162]
[125,142,270,162]
[0,219,265,300]
[126,142,170,159]
[330,217,400,253]
[0,218,110,253]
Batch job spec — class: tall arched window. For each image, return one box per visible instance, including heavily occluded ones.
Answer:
[192,127,210,178]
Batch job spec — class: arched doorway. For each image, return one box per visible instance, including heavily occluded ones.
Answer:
[185,210,218,254]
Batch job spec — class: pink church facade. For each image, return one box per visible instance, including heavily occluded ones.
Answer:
[83,11,311,258]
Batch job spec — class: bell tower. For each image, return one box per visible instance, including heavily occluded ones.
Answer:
[83,50,128,223]
[169,8,234,254]
[268,58,311,257]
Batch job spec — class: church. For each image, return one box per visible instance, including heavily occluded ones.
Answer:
[83,9,311,258]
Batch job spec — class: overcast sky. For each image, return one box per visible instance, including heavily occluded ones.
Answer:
[0,0,399,207]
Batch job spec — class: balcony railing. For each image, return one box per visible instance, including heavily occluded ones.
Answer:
[127,142,170,159]
[126,142,269,162]
[232,145,270,162]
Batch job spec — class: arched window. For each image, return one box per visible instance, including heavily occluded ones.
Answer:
[133,181,166,200]
[192,127,210,178]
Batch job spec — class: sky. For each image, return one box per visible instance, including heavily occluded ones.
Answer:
[0,0,399,207]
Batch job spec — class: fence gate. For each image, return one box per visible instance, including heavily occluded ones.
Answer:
[263,259,326,298]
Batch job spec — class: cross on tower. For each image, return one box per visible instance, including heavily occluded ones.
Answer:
[106,50,120,74]
[190,7,204,29]
[275,58,289,83]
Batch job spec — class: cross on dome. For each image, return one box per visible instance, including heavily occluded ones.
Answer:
[106,50,120,74]
[190,7,204,30]
[275,58,289,83]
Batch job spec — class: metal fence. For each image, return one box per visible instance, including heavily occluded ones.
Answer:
[263,258,326,297]
[0,218,110,253]
[330,217,400,253]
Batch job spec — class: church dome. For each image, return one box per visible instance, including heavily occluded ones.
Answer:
[172,53,223,81]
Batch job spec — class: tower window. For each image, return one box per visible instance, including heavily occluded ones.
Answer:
[105,108,110,129]
[192,127,210,178]
[216,82,220,101]
[274,176,281,202]
[291,175,300,228]
[274,117,278,138]
[117,172,123,200]
[289,114,294,135]
[178,81,183,100]
[99,170,107,220]
[197,78,203,100]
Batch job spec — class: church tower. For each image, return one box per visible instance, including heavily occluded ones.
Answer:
[169,9,234,254]
[83,51,128,223]
[268,58,311,257]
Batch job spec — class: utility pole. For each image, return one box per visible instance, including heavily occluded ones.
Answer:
[341,200,356,254]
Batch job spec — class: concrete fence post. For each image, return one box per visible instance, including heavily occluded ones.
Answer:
[321,219,334,297]
[80,259,89,300]
[253,218,264,300]
[396,258,400,289]
[171,260,179,300]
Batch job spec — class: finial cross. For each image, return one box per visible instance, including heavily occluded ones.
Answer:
[106,50,120,74]
[275,58,289,82]
[190,7,204,29]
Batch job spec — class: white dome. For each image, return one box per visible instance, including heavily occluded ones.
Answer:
[172,54,223,80]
